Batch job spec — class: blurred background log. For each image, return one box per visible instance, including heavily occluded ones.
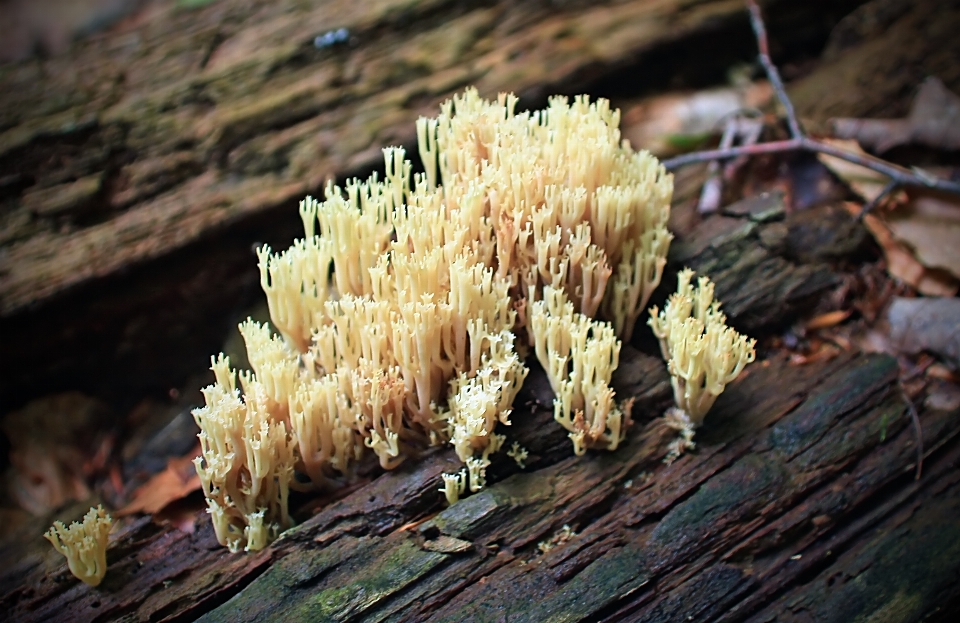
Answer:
[0,0,877,410]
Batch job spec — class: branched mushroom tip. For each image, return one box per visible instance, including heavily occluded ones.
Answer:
[648,269,756,458]
[44,505,113,587]
[507,441,529,468]
[194,87,673,547]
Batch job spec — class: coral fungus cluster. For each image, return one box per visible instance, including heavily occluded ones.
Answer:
[648,269,757,461]
[192,87,673,551]
[44,505,113,586]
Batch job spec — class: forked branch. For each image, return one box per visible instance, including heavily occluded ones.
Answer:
[662,0,960,210]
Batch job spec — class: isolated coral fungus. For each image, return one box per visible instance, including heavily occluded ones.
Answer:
[44,505,113,586]
[193,87,673,549]
[648,268,756,461]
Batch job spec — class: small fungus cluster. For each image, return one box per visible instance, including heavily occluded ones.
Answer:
[44,505,113,586]
[648,268,757,461]
[192,87,674,551]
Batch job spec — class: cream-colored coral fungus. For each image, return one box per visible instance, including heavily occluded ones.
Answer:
[531,286,630,455]
[44,505,113,586]
[194,87,674,547]
[648,269,756,460]
[193,351,299,552]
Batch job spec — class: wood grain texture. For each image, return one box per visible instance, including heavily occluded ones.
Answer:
[0,0,867,409]
[6,2,960,620]
[9,347,958,622]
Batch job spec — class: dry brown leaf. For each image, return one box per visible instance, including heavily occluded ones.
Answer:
[620,82,773,156]
[848,203,958,296]
[805,309,852,330]
[817,139,891,202]
[887,296,960,368]
[832,77,960,153]
[789,342,842,366]
[117,445,201,516]
[926,364,960,384]
[1,393,111,516]
[886,195,960,280]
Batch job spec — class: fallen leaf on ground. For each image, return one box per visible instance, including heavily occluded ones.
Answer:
[847,203,958,296]
[925,381,960,411]
[1,393,112,516]
[926,364,960,384]
[117,445,201,516]
[620,81,773,156]
[832,77,960,152]
[789,342,842,366]
[885,194,960,280]
[805,309,852,330]
[887,296,960,367]
[817,139,891,202]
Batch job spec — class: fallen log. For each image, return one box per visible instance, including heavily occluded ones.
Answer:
[0,0,865,408]
[11,347,958,621]
[5,1,960,621]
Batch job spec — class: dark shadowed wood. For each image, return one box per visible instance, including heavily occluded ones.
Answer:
[1,0,840,316]
[789,0,960,121]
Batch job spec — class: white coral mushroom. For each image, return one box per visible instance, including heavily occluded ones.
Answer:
[44,505,113,587]
[648,268,756,459]
[194,86,674,536]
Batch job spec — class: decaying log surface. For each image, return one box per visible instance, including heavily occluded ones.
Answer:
[6,195,960,623]
[0,0,864,408]
[5,1,960,621]
[10,344,960,622]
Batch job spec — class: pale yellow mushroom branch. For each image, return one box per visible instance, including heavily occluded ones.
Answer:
[44,505,113,587]
[648,268,756,460]
[193,355,298,552]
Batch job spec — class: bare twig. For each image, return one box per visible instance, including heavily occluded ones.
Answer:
[899,383,924,480]
[698,116,763,213]
[747,0,802,138]
[662,1,960,202]
[726,116,764,178]
[858,179,899,221]
[698,119,738,213]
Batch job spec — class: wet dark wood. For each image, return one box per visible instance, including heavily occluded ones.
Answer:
[790,0,960,122]
[0,0,796,315]
[13,348,957,623]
